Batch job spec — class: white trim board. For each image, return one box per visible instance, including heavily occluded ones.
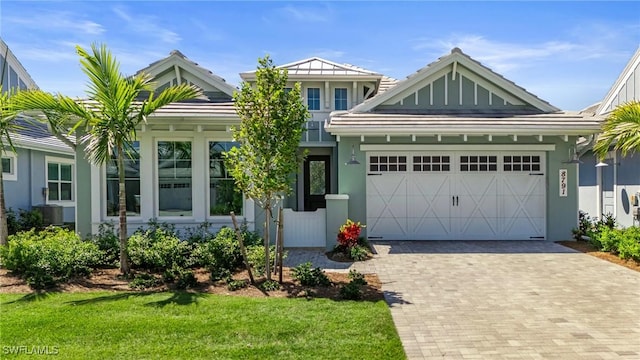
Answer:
[360,144,556,151]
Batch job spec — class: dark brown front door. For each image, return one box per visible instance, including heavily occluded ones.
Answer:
[304,155,330,211]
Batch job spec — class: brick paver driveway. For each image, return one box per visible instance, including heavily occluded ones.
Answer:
[369,241,640,360]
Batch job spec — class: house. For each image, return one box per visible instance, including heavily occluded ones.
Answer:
[325,48,601,242]
[1,38,76,226]
[77,48,602,244]
[578,47,640,227]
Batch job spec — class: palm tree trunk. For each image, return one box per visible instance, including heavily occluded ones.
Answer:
[0,160,8,246]
[117,144,130,274]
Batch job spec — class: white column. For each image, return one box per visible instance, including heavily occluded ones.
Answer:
[192,132,206,223]
[139,133,154,221]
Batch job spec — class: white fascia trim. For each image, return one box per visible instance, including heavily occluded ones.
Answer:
[13,140,74,156]
[597,47,640,115]
[360,144,556,151]
[326,128,599,136]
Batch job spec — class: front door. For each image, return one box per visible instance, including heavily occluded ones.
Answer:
[304,155,330,211]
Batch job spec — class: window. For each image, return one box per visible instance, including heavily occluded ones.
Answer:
[106,142,140,216]
[209,141,242,216]
[460,155,497,172]
[157,141,192,217]
[504,155,541,172]
[46,158,74,202]
[307,88,320,110]
[413,156,451,172]
[1,154,17,181]
[369,156,407,172]
[335,88,348,110]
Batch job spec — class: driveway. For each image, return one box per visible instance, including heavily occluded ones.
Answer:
[366,241,640,360]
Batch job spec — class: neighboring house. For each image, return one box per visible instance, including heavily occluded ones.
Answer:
[579,47,640,227]
[78,48,602,244]
[1,38,76,225]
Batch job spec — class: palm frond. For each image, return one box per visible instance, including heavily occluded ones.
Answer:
[594,101,640,158]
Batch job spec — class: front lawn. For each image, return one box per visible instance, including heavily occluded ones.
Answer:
[0,292,405,359]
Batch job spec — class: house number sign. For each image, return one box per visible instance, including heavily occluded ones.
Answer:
[559,169,567,197]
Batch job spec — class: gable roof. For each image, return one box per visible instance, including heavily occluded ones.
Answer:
[240,57,383,80]
[597,46,640,115]
[352,48,559,114]
[0,38,38,90]
[136,50,237,98]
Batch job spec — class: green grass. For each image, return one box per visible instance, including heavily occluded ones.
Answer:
[0,292,405,359]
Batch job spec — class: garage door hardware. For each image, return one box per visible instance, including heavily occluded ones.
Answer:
[452,196,459,206]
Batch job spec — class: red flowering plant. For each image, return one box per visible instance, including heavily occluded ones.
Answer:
[337,219,365,248]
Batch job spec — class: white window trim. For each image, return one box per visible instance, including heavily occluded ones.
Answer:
[2,153,17,181]
[103,144,143,220]
[45,156,75,206]
[334,87,349,111]
[155,138,195,219]
[306,87,321,112]
[206,139,245,220]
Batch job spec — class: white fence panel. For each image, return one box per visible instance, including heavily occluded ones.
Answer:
[283,208,326,247]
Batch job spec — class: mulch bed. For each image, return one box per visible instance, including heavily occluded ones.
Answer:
[0,267,385,302]
[557,241,640,272]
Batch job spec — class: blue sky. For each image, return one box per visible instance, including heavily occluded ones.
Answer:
[1,1,639,110]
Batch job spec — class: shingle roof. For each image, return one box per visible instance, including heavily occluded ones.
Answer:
[10,117,74,155]
[327,111,602,136]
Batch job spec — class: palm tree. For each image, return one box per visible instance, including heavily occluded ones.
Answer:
[593,101,640,159]
[13,44,200,273]
[0,91,21,245]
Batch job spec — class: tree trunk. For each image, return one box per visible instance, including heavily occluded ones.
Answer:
[117,144,130,274]
[231,211,255,284]
[0,159,8,246]
[264,203,271,281]
[278,207,284,284]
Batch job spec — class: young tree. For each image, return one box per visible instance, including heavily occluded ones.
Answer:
[12,44,200,273]
[225,55,309,280]
[0,91,21,245]
[593,101,640,159]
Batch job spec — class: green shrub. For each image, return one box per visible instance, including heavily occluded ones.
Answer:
[227,279,248,291]
[340,281,363,300]
[90,222,119,267]
[350,245,369,261]
[245,244,286,276]
[127,229,193,271]
[5,208,44,235]
[617,227,640,261]
[598,227,623,253]
[291,262,330,287]
[129,273,160,290]
[0,228,101,288]
[260,279,280,291]
[347,269,367,286]
[193,227,242,281]
[340,270,368,300]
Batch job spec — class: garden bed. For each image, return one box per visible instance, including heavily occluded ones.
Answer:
[557,241,640,272]
[0,267,384,301]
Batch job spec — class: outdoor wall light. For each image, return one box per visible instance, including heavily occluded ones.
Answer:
[562,146,583,164]
[345,145,360,165]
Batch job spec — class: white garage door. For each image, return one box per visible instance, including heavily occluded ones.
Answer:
[366,152,546,240]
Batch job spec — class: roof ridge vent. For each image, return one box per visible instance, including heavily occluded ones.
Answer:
[451,47,463,54]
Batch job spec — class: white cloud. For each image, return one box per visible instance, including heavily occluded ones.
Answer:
[112,6,181,44]
[5,11,105,35]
